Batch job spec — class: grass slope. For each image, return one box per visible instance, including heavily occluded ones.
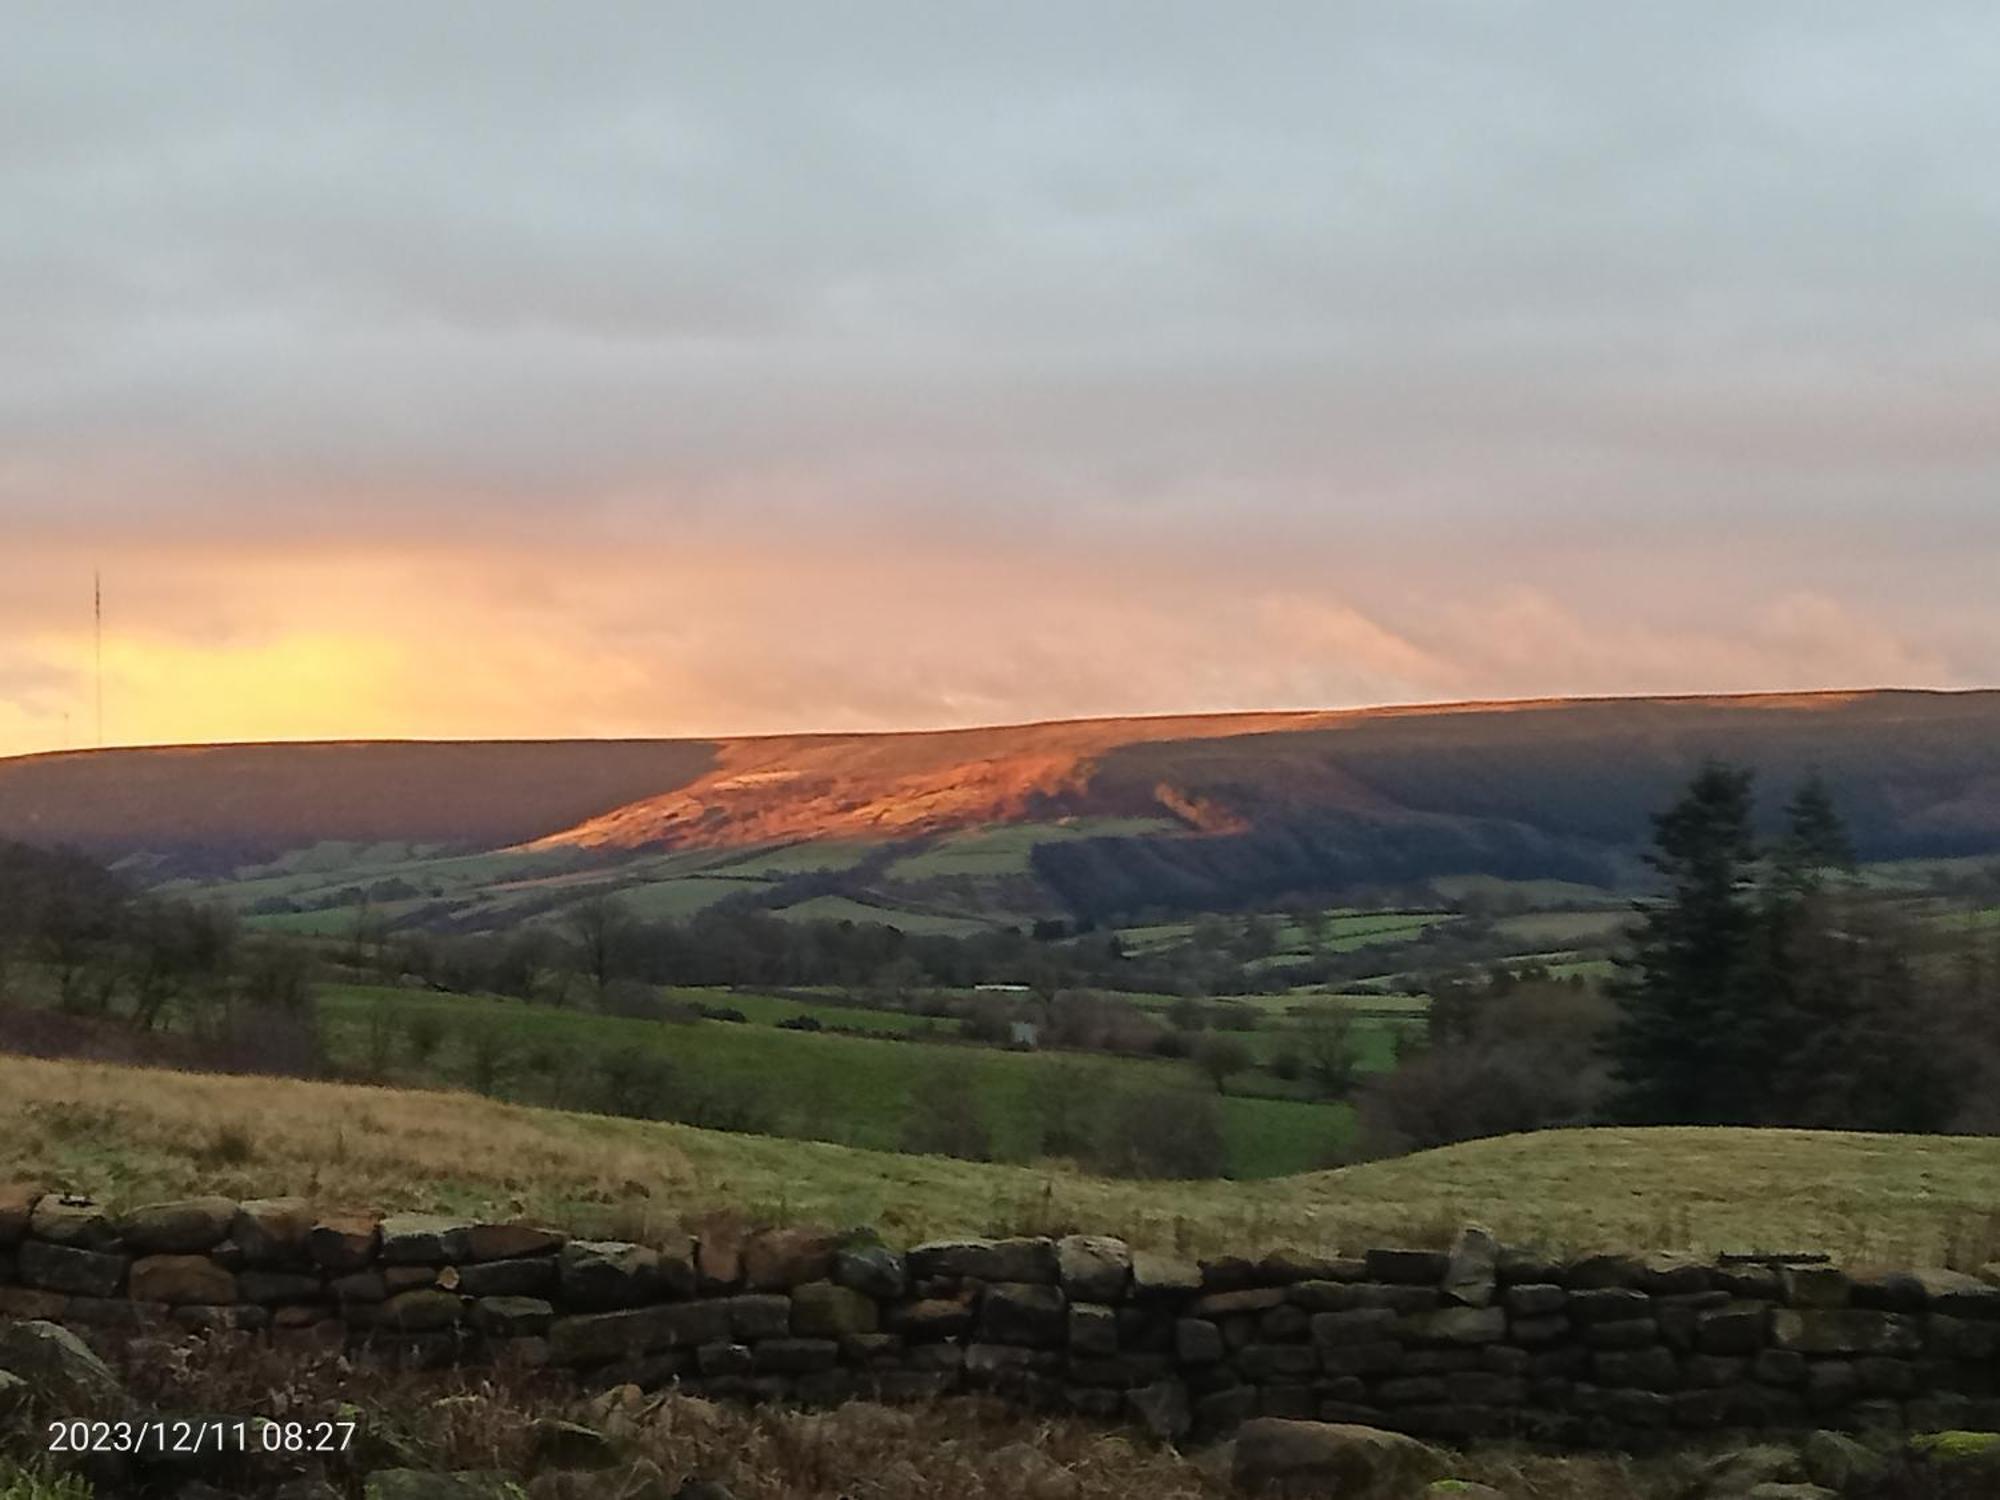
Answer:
[316,985,1343,1177]
[5,1053,1999,1266]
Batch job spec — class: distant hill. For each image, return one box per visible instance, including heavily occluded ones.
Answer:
[4,690,1999,921]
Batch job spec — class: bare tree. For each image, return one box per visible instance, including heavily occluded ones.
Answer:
[564,892,633,1003]
[1297,1003,1363,1100]
[1192,1031,1252,1094]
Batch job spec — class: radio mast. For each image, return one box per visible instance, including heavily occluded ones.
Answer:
[94,569,104,748]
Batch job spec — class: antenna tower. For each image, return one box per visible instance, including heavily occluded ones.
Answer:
[94,569,104,748]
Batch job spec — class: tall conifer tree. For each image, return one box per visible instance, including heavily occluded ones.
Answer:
[1606,761,1760,1123]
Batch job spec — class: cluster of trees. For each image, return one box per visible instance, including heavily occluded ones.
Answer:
[1352,765,2000,1155]
[354,899,1196,1005]
[901,1059,1229,1178]
[0,841,321,1075]
[1350,973,1609,1157]
[1604,766,1996,1132]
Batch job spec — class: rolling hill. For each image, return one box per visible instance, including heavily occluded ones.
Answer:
[4,689,2000,927]
[6,1050,1998,1263]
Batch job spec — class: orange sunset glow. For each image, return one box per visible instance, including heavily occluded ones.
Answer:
[4,7,1997,755]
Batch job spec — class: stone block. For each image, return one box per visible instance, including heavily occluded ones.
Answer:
[307,1216,379,1272]
[1698,1302,1770,1354]
[832,1244,905,1301]
[1367,1248,1449,1285]
[1175,1317,1223,1364]
[128,1254,236,1306]
[887,1296,973,1338]
[791,1281,878,1338]
[375,1289,464,1332]
[456,1257,557,1298]
[1505,1283,1567,1318]
[1442,1226,1499,1307]
[1405,1306,1506,1345]
[237,1270,321,1305]
[1771,1309,1922,1356]
[1782,1265,1852,1309]
[231,1198,314,1265]
[1564,1254,1642,1290]
[472,1296,553,1336]
[1127,1251,1200,1297]
[907,1236,1057,1286]
[1068,1302,1119,1357]
[1056,1235,1131,1302]
[980,1282,1067,1347]
[119,1197,237,1254]
[559,1241,666,1309]
[19,1240,126,1297]
[462,1223,567,1262]
[725,1293,793,1340]
[1569,1287,1650,1322]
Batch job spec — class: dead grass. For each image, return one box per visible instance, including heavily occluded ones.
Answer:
[5,1054,2000,1263]
[97,1334,1689,1500]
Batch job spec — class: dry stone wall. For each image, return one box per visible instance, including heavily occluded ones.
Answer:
[5,1188,2000,1449]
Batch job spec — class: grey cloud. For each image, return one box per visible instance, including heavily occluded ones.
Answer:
[2,2,1998,685]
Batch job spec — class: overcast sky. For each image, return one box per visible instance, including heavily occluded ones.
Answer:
[4,2,1998,753]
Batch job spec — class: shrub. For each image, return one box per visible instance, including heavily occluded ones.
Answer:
[676,1076,776,1133]
[1351,983,1610,1158]
[900,1062,993,1161]
[403,1010,446,1064]
[464,1025,515,1097]
[599,979,668,1021]
[212,1008,325,1080]
[696,1004,748,1023]
[1191,1031,1251,1093]
[1030,1060,1103,1159]
[1151,1030,1192,1059]
[591,1047,677,1120]
[1089,1086,1227,1179]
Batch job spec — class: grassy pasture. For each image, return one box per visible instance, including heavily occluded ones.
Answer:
[602,876,768,921]
[774,894,998,937]
[243,902,432,936]
[1428,873,1626,908]
[667,988,942,1036]
[1118,907,1459,959]
[886,819,1179,880]
[1489,909,1632,946]
[315,984,1346,1178]
[702,841,877,877]
[1275,910,1457,952]
[6,1052,1999,1267]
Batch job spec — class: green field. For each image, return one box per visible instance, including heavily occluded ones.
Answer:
[600,876,765,921]
[1490,910,1632,946]
[1117,907,1460,959]
[1428,873,1627,908]
[774,894,998,937]
[703,841,877,877]
[886,819,1180,880]
[316,984,1347,1177]
[666,988,944,1036]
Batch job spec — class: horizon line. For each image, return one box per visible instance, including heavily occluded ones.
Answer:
[4,684,1992,765]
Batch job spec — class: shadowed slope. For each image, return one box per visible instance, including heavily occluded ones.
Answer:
[0,739,718,862]
[4,692,2000,884]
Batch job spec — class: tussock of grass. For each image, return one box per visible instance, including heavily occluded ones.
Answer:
[5,1053,2000,1263]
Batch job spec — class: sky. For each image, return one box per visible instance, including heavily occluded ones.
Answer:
[4,2,1999,755]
